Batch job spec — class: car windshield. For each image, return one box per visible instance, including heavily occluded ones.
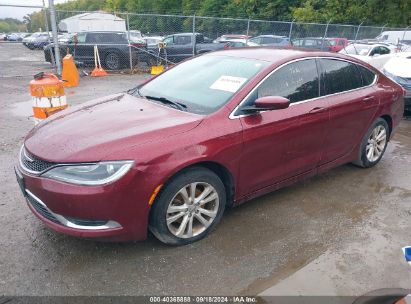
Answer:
[138,55,269,115]
[328,40,337,46]
[340,44,372,55]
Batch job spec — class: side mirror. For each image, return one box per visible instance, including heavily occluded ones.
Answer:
[241,96,290,113]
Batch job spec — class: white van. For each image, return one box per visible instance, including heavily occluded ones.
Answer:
[376,31,411,44]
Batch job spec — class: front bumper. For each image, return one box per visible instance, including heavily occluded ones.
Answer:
[15,164,151,242]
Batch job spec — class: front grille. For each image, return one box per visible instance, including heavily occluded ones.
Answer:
[65,217,108,227]
[26,194,61,224]
[20,146,56,174]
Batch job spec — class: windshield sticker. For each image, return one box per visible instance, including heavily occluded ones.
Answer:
[210,76,247,93]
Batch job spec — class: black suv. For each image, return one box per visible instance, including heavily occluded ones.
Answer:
[44,31,149,70]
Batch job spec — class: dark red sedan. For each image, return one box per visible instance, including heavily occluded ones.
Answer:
[16,48,405,245]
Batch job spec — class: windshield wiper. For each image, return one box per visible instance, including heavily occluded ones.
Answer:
[127,86,142,96]
[143,95,187,111]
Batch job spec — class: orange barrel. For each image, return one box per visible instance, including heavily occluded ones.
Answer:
[29,73,68,124]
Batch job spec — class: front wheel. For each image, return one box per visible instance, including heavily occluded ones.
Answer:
[354,118,389,168]
[149,167,226,245]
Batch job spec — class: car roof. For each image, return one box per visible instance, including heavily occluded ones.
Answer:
[206,47,368,65]
[256,35,287,38]
[173,32,201,36]
[350,43,390,47]
[79,31,125,34]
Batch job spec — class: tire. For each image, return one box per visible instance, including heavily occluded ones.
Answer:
[354,118,389,168]
[149,167,226,245]
[104,52,121,70]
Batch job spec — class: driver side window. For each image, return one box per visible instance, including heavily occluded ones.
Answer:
[241,59,319,108]
[76,33,86,43]
[163,36,174,45]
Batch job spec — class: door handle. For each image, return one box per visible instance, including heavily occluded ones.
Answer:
[363,96,375,102]
[309,107,327,114]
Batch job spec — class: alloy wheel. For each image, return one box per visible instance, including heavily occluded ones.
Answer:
[166,182,219,239]
[366,125,387,162]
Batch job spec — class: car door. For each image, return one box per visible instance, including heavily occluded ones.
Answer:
[318,58,379,164]
[163,35,192,62]
[236,59,330,196]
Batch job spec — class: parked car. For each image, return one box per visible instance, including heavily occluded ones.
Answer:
[213,34,251,43]
[222,39,260,48]
[326,37,348,52]
[292,37,333,51]
[339,42,398,69]
[339,42,396,59]
[58,33,76,44]
[6,32,29,41]
[44,31,149,70]
[376,31,411,44]
[0,33,6,40]
[248,35,291,46]
[16,48,405,245]
[382,52,411,113]
[149,33,227,62]
[23,32,52,49]
[142,36,163,47]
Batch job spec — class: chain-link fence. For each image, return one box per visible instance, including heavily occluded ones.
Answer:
[1,4,410,74]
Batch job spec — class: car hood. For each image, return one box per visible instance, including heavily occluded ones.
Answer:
[384,56,411,78]
[24,93,203,163]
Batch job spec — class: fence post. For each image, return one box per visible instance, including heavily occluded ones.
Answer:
[42,0,56,73]
[288,19,294,40]
[246,18,250,38]
[48,0,61,75]
[354,21,363,43]
[126,12,133,73]
[322,19,331,49]
[192,14,196,57]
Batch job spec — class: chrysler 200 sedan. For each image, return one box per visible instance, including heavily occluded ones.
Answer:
[15,48,405,245]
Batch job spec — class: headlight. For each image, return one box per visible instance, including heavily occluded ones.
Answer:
[42,161,134,186]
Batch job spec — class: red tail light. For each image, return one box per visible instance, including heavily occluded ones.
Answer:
[224,43,230,49]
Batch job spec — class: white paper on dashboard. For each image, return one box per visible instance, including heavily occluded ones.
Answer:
[210,76,247,93]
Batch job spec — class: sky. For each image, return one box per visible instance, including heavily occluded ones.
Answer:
[0,0,68,20]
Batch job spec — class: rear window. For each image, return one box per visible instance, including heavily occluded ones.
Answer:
[320,59,363,95]
[358,65,376,86]
[340,44,372,55]
[86,33,126,44]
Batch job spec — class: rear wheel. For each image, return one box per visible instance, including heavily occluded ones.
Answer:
[149,167,226,245]
[104,52,121,70]
[354,118,389,168]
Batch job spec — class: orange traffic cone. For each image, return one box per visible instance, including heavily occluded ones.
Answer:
[61,54,80,87]
[91,45,108,77]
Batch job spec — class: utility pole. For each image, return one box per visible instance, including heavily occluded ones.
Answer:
[42,0,56,71]
[48,0,61,75]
